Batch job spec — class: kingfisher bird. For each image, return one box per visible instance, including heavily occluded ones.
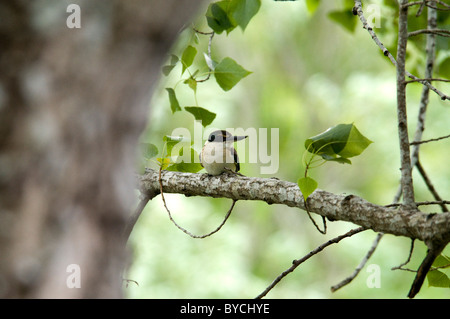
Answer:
[199,130,248,175]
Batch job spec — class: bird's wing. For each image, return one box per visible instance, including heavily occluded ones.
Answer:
[232,147,240,172]
[199,149,203,167]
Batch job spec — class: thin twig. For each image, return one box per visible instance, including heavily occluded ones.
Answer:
[122,193,152,246]
[408,29,450,37]
[385,200,450,208]
[193,27,215,83]
[159,166,236,238]
[392,239,416,270]
[331,175,406,293]
[405,78,450,83]
[404,0,450,10]
[415,160,449,212]
[410,133,450,145]
[330,232,383,292]
[255,227,366,299]
[353,0,450,101]
[122,278,139,288]
[304,200,327,234]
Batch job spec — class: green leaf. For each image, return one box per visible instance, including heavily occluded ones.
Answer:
[433,254,450,268]
[166,147,203,173]
[184,77,197,93]
[230,0,261,31]
[427,270,450,288]
[165,88,182,113]
[305,123,372,164]
[162,54,179,76]
[162,65,175,76]
[438,57,450,80]
[305,0,321,14]
[206,1,237,34]
[328,9,357,33]
[321,154,352,165]
[166,162,204,173]
[185,106,216,127]
[181,45,197,75]
[297,176,318,200]
[139,143,159,159]
[214,57,252,91]
[428,253,450,287]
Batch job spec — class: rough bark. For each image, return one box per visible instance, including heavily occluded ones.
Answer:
[140,169,450,245]
[0,0,202,298]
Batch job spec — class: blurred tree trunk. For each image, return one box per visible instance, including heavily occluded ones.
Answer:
[0,0,202,298]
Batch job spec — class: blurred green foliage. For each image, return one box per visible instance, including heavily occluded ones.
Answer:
[127,0,450,298]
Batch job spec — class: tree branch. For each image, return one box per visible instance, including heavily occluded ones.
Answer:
[407,241,446,298]
[396,0,416,209]
[139,169,450,245]
[410,5,437,169]
[255,227,366,299]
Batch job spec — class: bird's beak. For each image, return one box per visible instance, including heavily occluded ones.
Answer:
[233,135,248,142]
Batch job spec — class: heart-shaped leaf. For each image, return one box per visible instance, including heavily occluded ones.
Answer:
[214,57,251,91]
[305,123,372,164]
[181,45,197,75]
[185,106,216,127]
[298,176,318,201]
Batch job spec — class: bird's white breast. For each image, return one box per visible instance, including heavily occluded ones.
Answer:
[201,142,236,175]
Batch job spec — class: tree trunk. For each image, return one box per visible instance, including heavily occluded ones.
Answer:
[0,0,202,298]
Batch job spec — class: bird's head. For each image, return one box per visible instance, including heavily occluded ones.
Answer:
[207,130,248,143]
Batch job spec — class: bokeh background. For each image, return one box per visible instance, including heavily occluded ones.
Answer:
[126,0,450,298]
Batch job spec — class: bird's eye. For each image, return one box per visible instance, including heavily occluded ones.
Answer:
[209,135,215,142]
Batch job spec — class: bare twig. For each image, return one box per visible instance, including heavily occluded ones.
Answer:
[404,0,450,11]
[410,133,450,145]
[193,27,215,83]
[385,200,450,208]
[392,239,416,271]
[255,227,366,299]
[122,278,139,288]
[408,29,450,37]
[123,193,152,246]
[396,0,416,209]
[331,177,407,293]
[352,0,450,101]
[405,78,450,83]
[330,232,383,292]
[415,160,449,212]
[305,200,327,234]
[159,167,236,238]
